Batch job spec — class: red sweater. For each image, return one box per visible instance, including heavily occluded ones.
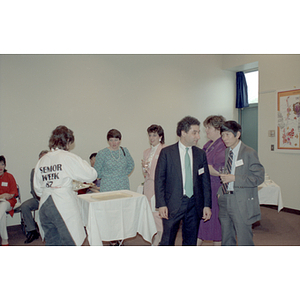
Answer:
[0,172,18,217]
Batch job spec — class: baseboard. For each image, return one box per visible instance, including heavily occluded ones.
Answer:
[260,204,300,215]
[281,207,300,215]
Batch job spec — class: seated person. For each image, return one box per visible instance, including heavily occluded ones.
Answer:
[21,150,48,244]
[75,153,101,195]
[86,153,101,193]
[0,155,18,246]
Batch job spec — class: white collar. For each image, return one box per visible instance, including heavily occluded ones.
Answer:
[179,141,192,151]
[230,140,241,156]
[151,143,160,151]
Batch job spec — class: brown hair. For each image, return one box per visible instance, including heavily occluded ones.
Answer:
[107,129,122,141]
[0,155,7,172]
[48,125,75,150]
[147,124,165,144]
[203,115,226,131]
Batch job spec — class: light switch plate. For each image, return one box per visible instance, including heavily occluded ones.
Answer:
[268,130,275,137]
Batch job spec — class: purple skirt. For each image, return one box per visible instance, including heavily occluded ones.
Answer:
[197,176,222,241]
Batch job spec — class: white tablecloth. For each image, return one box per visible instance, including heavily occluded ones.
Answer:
[258,180,284,212]
[77,190,157,246]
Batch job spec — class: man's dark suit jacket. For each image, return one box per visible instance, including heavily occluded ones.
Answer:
[155,142,211,219]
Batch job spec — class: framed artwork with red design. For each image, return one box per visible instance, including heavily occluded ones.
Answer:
[277,89,300,152]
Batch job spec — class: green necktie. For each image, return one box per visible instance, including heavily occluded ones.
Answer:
[185,147,193,197]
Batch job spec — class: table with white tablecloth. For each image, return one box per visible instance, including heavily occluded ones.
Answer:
[77,190,157,246]
[258,180,284,212]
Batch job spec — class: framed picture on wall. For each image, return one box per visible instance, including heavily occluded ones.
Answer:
[277,89,300,152]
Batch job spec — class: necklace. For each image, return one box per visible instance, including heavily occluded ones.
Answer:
[147,144,159,167]
[206,140,215,151]
[109,148,121,161]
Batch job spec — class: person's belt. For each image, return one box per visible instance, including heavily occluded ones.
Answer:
[224,191,234,194]
[183,195,194,198]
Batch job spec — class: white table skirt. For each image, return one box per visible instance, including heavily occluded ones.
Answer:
[77,190,157,246]
[258,180,284,212]
[137,185,143,194]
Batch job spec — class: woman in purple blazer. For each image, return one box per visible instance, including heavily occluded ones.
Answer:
[197,115,226,246]
[142,124,166,245]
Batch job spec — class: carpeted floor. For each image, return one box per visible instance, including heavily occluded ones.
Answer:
[4,205,300,246]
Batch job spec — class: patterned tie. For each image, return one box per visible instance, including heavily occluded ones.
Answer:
[222,150,233,194]
[185,147,193,197]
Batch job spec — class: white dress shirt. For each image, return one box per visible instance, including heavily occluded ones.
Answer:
[228,140,241,191]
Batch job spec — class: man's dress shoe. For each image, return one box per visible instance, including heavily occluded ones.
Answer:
[24,230,40,244]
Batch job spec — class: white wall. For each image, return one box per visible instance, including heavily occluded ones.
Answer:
[0,54,236,225]
[223,54,300,210]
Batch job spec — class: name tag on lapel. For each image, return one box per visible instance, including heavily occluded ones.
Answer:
[1,182,8,187]
[235,159,244,167]
[198,168,204,175]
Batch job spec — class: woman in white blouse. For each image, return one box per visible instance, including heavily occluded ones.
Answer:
[142,124,166,245]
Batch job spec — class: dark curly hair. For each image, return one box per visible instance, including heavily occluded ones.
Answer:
[176,116,200,137]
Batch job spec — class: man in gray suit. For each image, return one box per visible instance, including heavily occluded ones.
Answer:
[217,121,264,246]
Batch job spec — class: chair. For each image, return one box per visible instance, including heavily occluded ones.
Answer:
[13,185,22,212]
[6,185,26,235]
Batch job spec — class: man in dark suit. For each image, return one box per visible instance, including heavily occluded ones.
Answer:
[155,116,212,246]
[218,121,264,246]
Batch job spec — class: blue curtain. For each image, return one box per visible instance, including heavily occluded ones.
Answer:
[236,71,249,108]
